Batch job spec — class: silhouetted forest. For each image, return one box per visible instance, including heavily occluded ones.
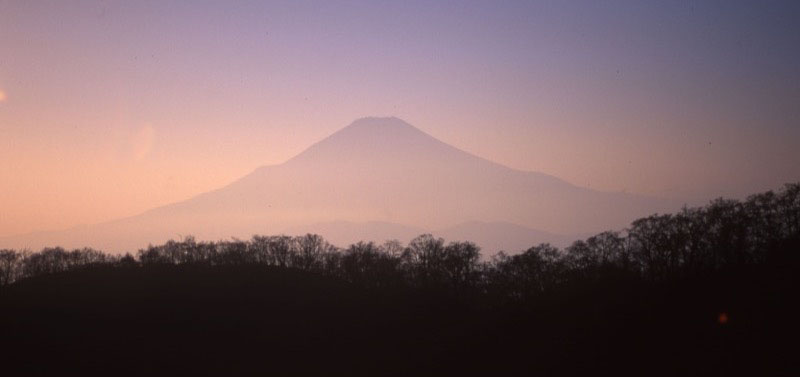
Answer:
[2,184,798,376]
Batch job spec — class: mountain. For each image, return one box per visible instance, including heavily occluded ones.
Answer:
[1,117,673,253]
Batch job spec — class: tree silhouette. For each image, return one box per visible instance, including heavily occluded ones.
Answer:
[2,182,799,303]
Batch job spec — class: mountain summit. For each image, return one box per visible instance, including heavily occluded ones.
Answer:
[287,117,466,167]
[292,117,430,154]
[2,117,673,253]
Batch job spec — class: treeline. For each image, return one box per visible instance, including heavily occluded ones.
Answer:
[2,183,798,300]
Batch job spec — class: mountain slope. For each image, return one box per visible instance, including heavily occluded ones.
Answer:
[1,117,673,253]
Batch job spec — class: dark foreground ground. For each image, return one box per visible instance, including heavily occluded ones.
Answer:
[1,264,797,376]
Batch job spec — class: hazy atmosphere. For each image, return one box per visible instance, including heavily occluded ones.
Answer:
[2,0,799,240]
[3,2,799,376]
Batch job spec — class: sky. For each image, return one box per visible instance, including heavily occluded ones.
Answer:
[1,0,799,237]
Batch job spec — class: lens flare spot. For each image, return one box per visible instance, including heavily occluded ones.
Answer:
[131,123,155,161]
[717,312,729,325]
[0,90,7,102]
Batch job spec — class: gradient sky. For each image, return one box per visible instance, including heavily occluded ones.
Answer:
[1,0,799,237]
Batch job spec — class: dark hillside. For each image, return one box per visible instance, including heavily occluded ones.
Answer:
[2,265,496,376]
[2,265,419,376]
[2,260,797,376]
